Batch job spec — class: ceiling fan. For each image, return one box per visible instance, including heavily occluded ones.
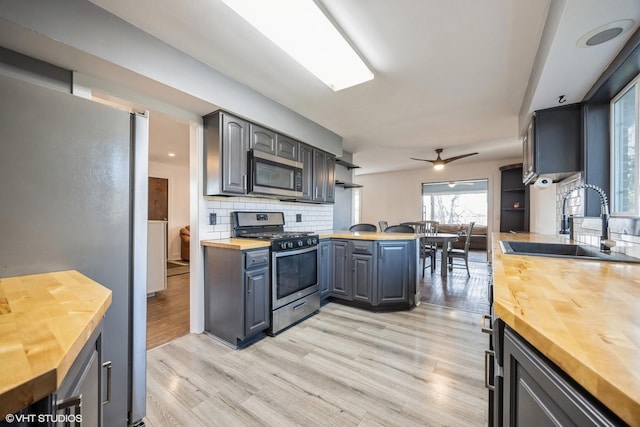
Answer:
[411,148,479,170]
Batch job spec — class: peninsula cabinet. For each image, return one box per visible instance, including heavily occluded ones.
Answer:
[376,241,411,304]
[204,111,249,196]
[328,239,416,309]
[317,240,331,299]
[204,246,270,348]
[501,326,622,427]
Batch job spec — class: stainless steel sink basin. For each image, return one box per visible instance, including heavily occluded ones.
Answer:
[499,241,640,264]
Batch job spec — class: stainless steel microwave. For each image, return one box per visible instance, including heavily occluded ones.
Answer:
[248,150,303,198]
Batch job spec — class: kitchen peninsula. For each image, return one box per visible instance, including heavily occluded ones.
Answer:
[491,232,639,426]
[201,230,419,347]
[0,270,112,421]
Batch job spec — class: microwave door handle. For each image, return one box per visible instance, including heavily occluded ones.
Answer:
[243,174,247,190]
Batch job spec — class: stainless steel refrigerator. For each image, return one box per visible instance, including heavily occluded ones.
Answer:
[0,73,148,426]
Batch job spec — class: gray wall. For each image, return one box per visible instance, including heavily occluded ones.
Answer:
[0,0,343,155]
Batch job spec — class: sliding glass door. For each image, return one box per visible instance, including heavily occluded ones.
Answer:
[422,179,488,226]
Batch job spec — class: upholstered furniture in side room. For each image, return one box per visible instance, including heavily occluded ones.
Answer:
[179,226,190,261]
[436,223,487,251]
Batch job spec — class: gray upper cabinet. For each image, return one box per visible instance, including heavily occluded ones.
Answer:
[203,111,249,196]
[276,134,298,161]
[298,142,314,201]
[522,104,581,185]
[297,143,335,204]
[312,149,336,203]
[250,122,298,160]
[250,123,277,155]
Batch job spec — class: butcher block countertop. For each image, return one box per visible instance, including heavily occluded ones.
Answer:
[492,232,640,426]
[0,270,112,417]
[201,231,418,250]
[318,230,418,240]
[201,238,271,250]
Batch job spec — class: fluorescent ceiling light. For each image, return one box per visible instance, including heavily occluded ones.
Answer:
[222,0,373,91]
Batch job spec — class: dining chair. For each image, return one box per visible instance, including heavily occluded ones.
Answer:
[349,223,377,232]
[447,222,475,277]
[401,221,438,276]
[378,220,388,232]
[383,224,415,233]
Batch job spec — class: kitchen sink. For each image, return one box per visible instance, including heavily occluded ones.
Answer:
[499,241,640,264]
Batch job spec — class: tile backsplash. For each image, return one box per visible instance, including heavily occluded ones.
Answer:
[201,196,334,240]
[558,172,640,258]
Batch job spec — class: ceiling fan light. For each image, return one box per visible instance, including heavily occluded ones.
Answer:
[434,163,445,171]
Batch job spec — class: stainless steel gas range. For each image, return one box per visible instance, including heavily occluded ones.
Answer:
[232,211,320,334]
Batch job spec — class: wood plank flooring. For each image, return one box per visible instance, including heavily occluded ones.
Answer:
[420,250,490,314]
[147,272,190,349]
[145,302,488,426]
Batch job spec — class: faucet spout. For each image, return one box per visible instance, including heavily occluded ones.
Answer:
[559,184,611,251]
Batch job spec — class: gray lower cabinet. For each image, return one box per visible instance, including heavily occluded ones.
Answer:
[204,246,270,347]
[330,240,350,298]
[328,239,415,308]
[502,326,622,426]
[376,241,410,305]
[204,111,249,196]
[2,322,105,427]
[317,240,331,299]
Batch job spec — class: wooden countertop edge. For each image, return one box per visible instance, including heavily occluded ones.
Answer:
[0,272,112,418]
[201,232,418,250]
[494,299,640,424]
[491,233,640,425]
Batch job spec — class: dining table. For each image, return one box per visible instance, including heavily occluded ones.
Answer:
[419,232,460,277]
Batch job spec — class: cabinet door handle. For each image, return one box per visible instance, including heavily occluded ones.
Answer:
[243,174,247,190]
[247,281,252,294]
[57,395,82,426]
[481,314,493,334]
[102,361,112,405]
[484,350,495,391]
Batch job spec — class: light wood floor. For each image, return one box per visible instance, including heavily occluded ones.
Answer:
[145,302,488,426]
[147,272,190,349]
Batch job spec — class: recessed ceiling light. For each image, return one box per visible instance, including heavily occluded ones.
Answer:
[577,20,635,48]
[222,0,373,91]
[168,152,176,157]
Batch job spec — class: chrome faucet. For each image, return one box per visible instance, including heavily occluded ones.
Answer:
[559,184,613,252]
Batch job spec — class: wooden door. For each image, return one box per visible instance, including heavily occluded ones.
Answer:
[148,177,168,220]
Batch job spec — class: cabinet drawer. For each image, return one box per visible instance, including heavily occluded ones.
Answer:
[245,249,270,269]
[351,241,373,254]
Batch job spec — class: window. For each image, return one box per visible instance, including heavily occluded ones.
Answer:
[352,187,361,225]
[611,76,639,215]
[422,179,488,225]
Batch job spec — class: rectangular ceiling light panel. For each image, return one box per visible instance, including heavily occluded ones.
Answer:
[222,0,373,91]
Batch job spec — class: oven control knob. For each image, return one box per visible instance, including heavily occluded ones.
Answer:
[307,238,312,245]
[287,242,294,249]
[280,242,287,250]
[297,240,303,247]
[311,238,317,245]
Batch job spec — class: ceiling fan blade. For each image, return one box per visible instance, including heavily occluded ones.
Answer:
[443,152,478,164]
[410,157,436,163]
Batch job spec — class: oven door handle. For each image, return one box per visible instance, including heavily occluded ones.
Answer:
[272,245,318,258]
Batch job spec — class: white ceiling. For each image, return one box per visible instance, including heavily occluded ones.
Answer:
[23,1,640,174]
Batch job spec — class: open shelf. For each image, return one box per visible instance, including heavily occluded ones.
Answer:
[335,180,363,189]
[335,158,360,169]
